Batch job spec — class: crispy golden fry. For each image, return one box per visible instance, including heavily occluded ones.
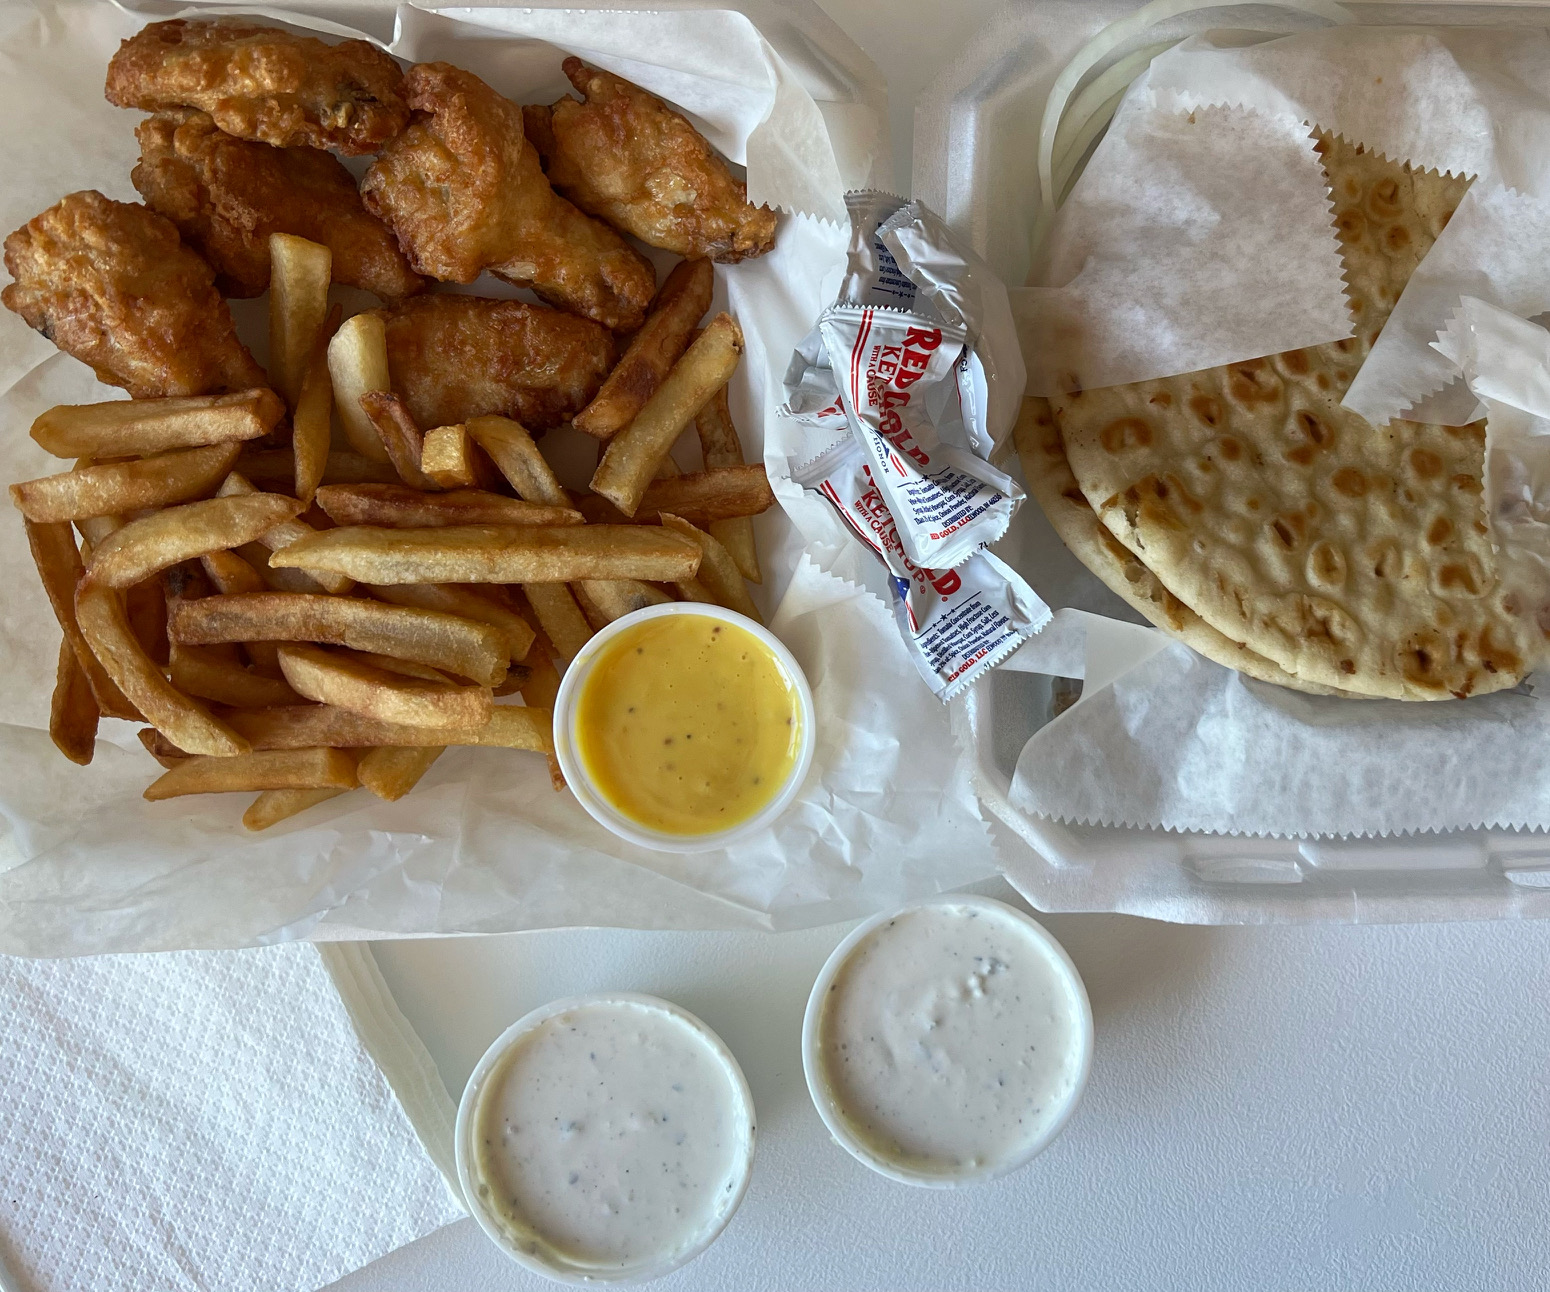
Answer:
[243,785,352,830]
[277,642,492,728]
[378,295,614,431]
[520,583,593,665]
[293,327,336,507]
[268,233,331,407]
[50,638,99,766]
[671,575,717,604]
[573,258,714,439]
[32,390,284,459]
[3,192,268,398]
[217,472,352,596]
[11,443,238,523]
[224,701,553,752]
[530,60,777,262]
[591,314,744,515]
[168,591,508,686]
[463,415,566,504]
[328,313,393,463]
[573,579,672,626]
[367,582,535,663]
[75,515,122,549]
[105,19,409,155]
[343,650,450,682]
[316,483,582,530]
[132,109,422,299]
[138,725,189,768]
[659,513,760,622]
[357,744,443,800]
[144,746,359,801]
[517,638,565,789]
[169,642,303,708]
[576,464,775,525]
[237,447,399,492]
[361,62,655,331]
[694,385,761,582]
[200,547,267,595]
[84,493,302,590]
[24,518,139,720]
[126,575,170,666]
[76,581,248,756]
[358,390,437,491]
[420,424,504,491]
[270,523,701,585]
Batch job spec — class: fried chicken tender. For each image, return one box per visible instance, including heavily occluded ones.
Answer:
[105,19,409,156]
[361,63,655,332]
[377,294,613,429]
[524,58,777,263]
[133,109,424,300]
[3,191,267,398]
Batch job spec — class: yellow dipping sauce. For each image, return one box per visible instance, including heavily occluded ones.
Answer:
[574,615,804,836]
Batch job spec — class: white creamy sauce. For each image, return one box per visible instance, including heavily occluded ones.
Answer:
[472,1000,751,1272]
[819,904,1082,1176]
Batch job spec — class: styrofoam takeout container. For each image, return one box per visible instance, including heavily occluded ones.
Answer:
[915,0,1550,924]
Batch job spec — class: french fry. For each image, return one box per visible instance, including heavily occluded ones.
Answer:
[23,518,138,720]
[358,390,438,490]
[277,643,493,729]
[342,650,452,682]
[224,702,553,752]
[11,444,240,523]
[694,385,761,583]
[218,472,352,595]
[243,786,352,831]
[420,424,505,491]
[574,258,715,439]
[269,524,701,585]
[50,638,98,766]
[464,416,568,505]
[368,582,535,663]
[328,312,393,463]
[75,582,249,756]
[167,592,509,686]
[357,745,444,800]
[201,547,268,595]
[293,306,342,505]
[653,454,682,480]
[31,390,285,458]
[169,643,304,708]
[520,583,593,666]
[517,639,566,789]
[137,726,189,768]
[576,464,775,526]
[591,313,744,515]
[144,746,359,801]
[573,579,672,626]
[83,494,303,590]
[268,233,333,408]
[659,513,761,622]
[237,448,400,491]
[671,576,717,604]
[315,484,582,530]
[75,514,123,548]
[126,576,170,666]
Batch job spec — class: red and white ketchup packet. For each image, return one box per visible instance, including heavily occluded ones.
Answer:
[818,304,1023,570]
[793,438,1050,700]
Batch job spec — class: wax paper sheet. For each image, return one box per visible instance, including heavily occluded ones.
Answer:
[0,0,1002,955]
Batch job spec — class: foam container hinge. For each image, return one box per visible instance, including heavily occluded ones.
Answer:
[919,0,1550,925]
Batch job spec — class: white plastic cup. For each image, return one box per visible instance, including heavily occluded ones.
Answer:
[552,602,816,853]
[455,992,757,1285]
[801,894,1094,1187]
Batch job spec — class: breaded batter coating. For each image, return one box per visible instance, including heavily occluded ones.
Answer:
[133,109,423,300]
[3,191,267,398]
[105,19,409,156]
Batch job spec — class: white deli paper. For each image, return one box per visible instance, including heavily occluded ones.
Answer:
[0,0,1003,955]
[1019,24,1550,400]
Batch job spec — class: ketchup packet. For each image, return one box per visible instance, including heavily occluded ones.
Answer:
[818,304,1023,570]
[793,438,1050,700]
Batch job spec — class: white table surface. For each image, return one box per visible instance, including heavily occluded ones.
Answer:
[333,2,1550,1288]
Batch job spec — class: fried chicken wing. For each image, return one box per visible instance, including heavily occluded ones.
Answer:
[526,58,777,263]
[377,294,613,429]
[361,63,655,332]
[3,191,267,398]
[133,109,424,300]
[105,19,409,156]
